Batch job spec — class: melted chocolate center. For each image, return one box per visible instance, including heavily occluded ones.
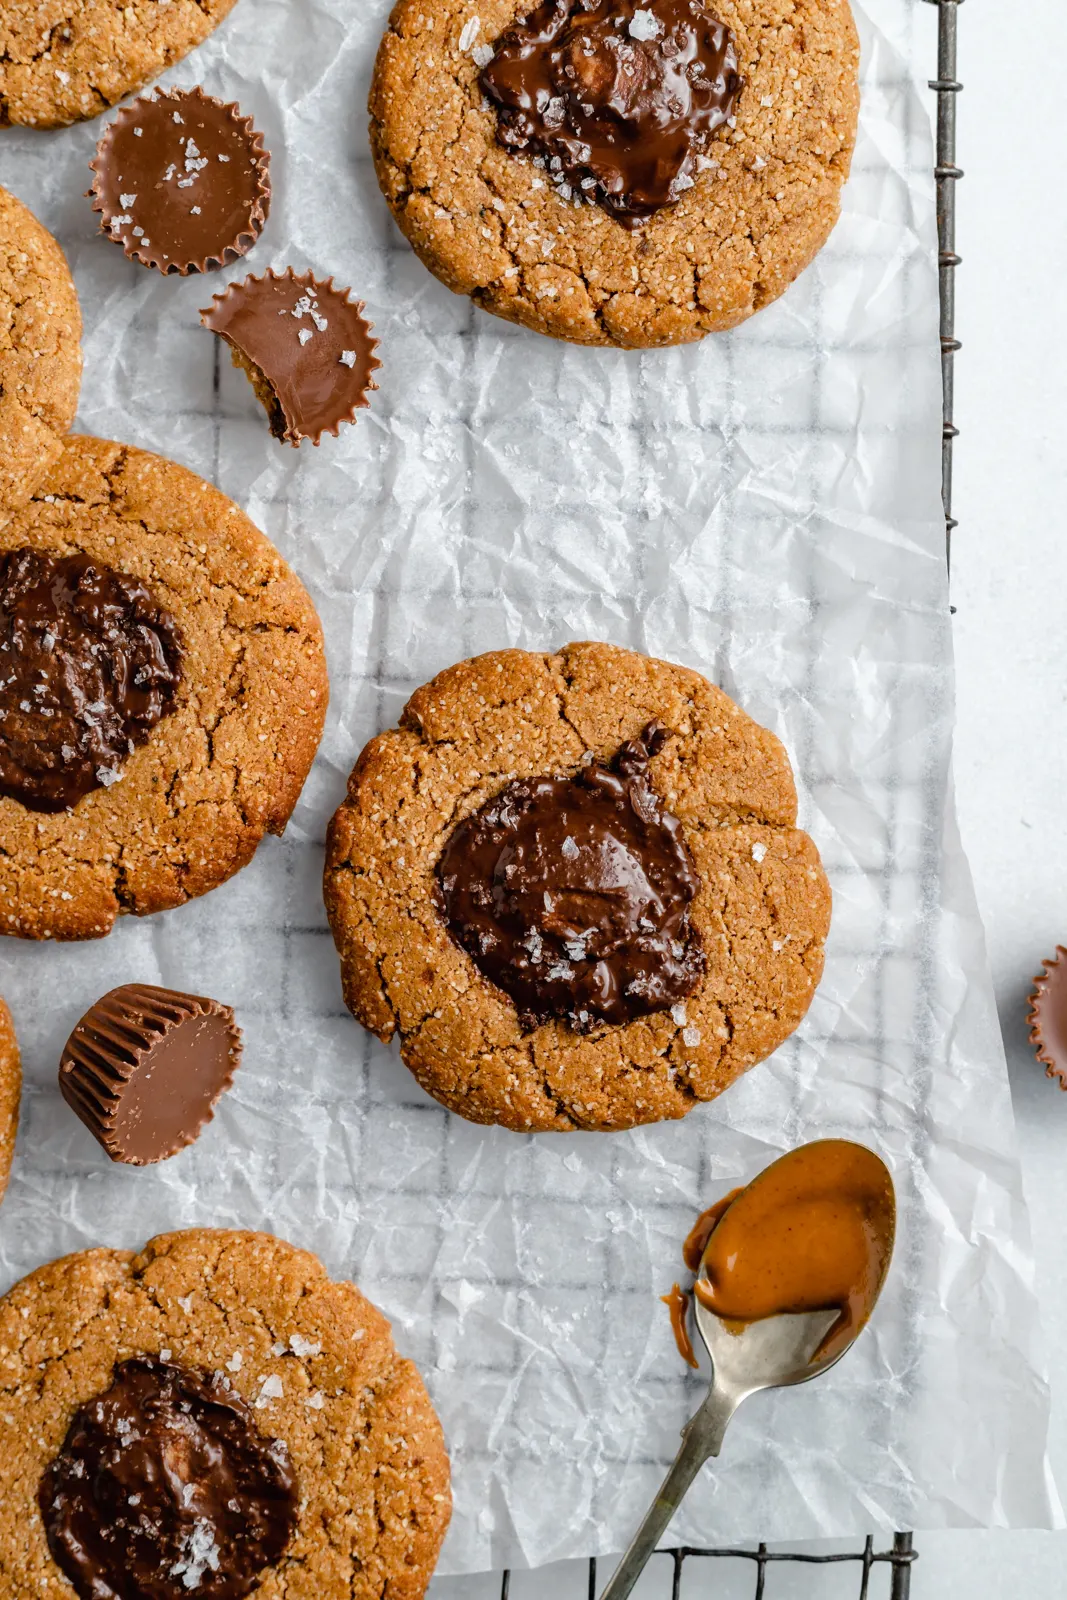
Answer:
[480,0,740,225]
[436,720,705,1030]
[0,548,183,813]
[39,1358,299,1600]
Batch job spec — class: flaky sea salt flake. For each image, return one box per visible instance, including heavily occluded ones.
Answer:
[628,9,660,39]
[255,1374,284,1408]
[171,1521,221,1589]
[290,1333,322,1358]
[458,16,480,50]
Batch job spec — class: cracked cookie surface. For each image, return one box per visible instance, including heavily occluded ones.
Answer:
[0,185,81,517]
[0,1228,451,1598]
[369,0,859,347]
[0,0,242,128]
[324,642,832,1132]
[0,997,19,1206]
[0,434,328,941]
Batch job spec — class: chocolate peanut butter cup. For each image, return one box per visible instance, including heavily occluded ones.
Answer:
[201,269,381,445]
[90,86,271,275]
[59,983,242,1164]
[1028,948,1067,1089]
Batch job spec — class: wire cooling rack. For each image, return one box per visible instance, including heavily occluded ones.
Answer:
[494,1,963,1595]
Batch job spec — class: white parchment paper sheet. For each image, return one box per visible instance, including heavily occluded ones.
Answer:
[0,0,1059,1577]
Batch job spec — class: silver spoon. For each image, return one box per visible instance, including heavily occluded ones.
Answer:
[599,1279,871,1599]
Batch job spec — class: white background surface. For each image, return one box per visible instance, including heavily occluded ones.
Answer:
[1,0,1058,1591]
[432,1,1067,1593]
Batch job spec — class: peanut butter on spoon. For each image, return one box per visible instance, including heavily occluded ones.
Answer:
[666,1142,894,1367]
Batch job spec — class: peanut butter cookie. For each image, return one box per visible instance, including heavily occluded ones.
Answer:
[324,643,831,1131]
[369,0,859,346]
[0,435,328,940]
[0,1229,451,1598]
[0,0,242,129]
[0,185,81,517]
[0,997,20,1206]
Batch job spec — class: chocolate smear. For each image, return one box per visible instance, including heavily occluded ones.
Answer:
[0,548,183,814]
[480,0,741,226]
[40,1357,298,1600]
[435,720,705,1031]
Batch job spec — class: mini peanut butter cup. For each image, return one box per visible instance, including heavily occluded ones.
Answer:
[59,983,242,1165]
[200,268,380,445]
[1028,948,1067,1089]
[90,86,270,275]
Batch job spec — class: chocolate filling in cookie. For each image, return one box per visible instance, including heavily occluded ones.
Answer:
[39,1357,299,1600]
[480,0,740,225]
[436,720,705,1030]
[0,548,183,813]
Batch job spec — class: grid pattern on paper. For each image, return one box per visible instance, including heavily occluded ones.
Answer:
[0,0,1033,1585]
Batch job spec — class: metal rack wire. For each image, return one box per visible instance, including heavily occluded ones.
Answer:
[495,1,962,1594]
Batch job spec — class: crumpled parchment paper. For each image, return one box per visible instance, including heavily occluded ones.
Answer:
[0,0,1059,1577]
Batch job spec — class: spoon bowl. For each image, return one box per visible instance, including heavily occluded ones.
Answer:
[694,1302,842,1398]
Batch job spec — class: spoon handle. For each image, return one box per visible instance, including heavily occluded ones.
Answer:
[598,1384,737,1600]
